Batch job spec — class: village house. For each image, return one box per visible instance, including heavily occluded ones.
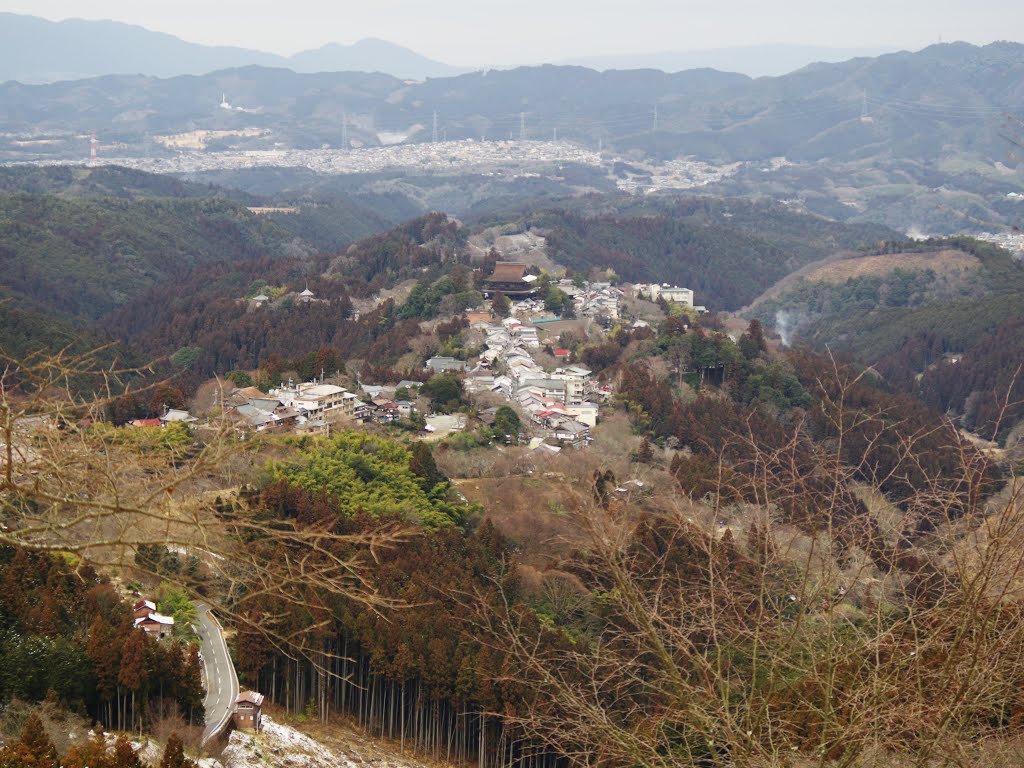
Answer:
[426,356,468,374]
[271,382,352,421]
[521,378,568,403]
[133,599,175,640]
[513,325,541,348]
[551,366,593,406]
[551,417,591,448]
[160,408,198,427]
[374,402,400,423]
[353,399,373,422]
[234,691,265,732]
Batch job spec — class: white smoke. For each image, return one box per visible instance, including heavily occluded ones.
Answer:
[775,309,802,347]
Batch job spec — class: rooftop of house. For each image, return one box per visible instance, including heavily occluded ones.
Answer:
[236,691,265,707]
[161,409,197,423]
[298,384,346,399]
[135,612,175,626]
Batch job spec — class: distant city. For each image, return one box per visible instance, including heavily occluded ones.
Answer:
[8,138,751,194]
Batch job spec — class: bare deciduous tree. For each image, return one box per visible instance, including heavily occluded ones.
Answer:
[473,361,1024,767]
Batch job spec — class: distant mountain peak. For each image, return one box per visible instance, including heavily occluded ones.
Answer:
[0,12,466,83]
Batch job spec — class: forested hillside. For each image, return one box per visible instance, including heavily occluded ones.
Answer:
[486,197,897,309]
[0,194,295,321]
[751,237,1024,440]
[104,213,467,387]
[0,547,203,732]
[0,165,253,201]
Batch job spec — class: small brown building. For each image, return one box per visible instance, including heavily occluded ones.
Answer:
[134,612,175,640]
[132,599,157,620]
[234,691,265,732]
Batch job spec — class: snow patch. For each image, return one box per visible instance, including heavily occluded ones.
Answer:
[219,716,358,768]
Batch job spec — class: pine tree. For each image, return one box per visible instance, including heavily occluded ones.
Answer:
[159,734,197,768]
[0,714,58,768]
[491,291,511,318]
[111,736,144,768]
[636,437,654,463]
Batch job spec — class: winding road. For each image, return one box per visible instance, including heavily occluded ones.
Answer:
[195,602,239,745]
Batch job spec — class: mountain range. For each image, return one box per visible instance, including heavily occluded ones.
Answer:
[3,41,1022,164]
[0,13,468,83]
[2,12,907,83]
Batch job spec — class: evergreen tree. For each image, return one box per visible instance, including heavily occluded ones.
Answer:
[491,292,511,318]
[2,714,58,768]
[158,734,196,768]
[111,736,144,768]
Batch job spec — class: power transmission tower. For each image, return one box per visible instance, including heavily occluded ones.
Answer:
[520,112,526,141]
[860,90,873,124]
[432,110,439,143]
[553,127,558,142]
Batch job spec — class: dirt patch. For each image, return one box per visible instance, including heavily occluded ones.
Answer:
[747,249,980,311]
[799,249,978,284]
[350,279,419,317]
[459,475,589,565]
[467,230,558,273]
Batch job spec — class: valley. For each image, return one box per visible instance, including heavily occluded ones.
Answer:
[1,24,1024,768]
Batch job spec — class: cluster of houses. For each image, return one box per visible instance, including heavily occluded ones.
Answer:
[224,381,418,434]
[122,264,700,453]
[133,598,175,640]
[557,279,624,324]
[464,314,602,449]
[479,261,625,325]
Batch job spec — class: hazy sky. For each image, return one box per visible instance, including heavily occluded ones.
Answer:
[3,0,1021,63]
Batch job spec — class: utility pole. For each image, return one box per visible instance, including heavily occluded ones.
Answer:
[432,110,439,143]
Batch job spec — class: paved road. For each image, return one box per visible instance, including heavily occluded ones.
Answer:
[195,602,239,745]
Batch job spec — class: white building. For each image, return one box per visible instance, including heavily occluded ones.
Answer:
[271,382,354,420]
[638,283,694,307]
[551,366,592,406]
